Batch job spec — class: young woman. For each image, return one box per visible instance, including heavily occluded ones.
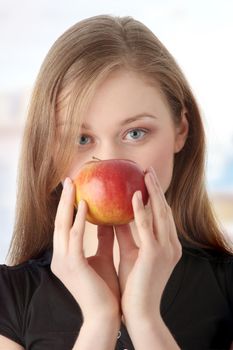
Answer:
[0,14,232,350]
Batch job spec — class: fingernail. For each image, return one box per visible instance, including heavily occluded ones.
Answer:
[145,169,154,184]
[136,190,142,202]
[63,177,72,191]
[148,166,154,175]
[78,199,85,208]
[149,166,157,182]
[77,200,86,214]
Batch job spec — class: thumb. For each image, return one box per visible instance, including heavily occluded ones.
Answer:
[96,225,114,259]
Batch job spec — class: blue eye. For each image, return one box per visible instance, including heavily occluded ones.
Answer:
[125,128,148,140]
[78,135,91,145]
[76,128,148,146]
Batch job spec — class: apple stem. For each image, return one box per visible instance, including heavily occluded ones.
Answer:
[92,156,101,161]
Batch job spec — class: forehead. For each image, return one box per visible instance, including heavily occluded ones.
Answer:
[56,70,172,126]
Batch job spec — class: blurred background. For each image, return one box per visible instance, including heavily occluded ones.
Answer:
[0,0,233,263]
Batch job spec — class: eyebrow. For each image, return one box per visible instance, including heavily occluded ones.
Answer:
[56,114,157,128]
[86,114,158,129]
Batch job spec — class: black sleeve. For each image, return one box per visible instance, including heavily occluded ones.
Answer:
[0,265,25,346]
[226,258,233,316]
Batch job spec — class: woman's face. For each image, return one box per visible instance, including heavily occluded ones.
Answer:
[57,70,188,193]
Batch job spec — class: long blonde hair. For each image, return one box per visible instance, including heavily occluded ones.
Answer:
[7,14,232,265]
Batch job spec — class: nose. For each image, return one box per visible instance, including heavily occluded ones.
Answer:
[92,141,124,161]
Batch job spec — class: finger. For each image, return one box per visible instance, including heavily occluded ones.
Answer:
[144,170,170,245]
[167,207,182,255]
[132,190,155,247]
[69,199,87,258]
[114,224,137,257]
[147,168,181,255]
[149,166,169,207]
[54,177,75,254]
[96,225,115,259]
[149,168,181,250]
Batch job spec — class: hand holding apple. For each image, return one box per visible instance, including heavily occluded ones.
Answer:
[74,159,149,225]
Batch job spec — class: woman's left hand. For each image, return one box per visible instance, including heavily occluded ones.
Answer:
[114,166,182,323]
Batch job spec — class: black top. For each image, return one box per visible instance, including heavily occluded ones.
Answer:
[0,240,233,350]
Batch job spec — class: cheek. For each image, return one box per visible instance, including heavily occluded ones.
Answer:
[153,150,174,192]
[64,153,89,181]
[139,142,175,193]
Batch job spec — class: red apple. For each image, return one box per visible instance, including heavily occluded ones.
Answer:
[74,159,149,225]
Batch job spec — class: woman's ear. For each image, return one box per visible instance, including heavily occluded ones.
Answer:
[174,109,189,153]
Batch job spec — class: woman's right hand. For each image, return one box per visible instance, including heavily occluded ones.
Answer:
[50,177,121,326]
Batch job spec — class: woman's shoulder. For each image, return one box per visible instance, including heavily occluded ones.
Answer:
[180,237,233,263]
[0,249,53,346]
[180,237,233,302]
[0,249,52,271]
[178,238,233,313]
[0,248,53,288]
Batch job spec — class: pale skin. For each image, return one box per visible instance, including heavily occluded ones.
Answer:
[0,70,187,349]
[52,70,187,349]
